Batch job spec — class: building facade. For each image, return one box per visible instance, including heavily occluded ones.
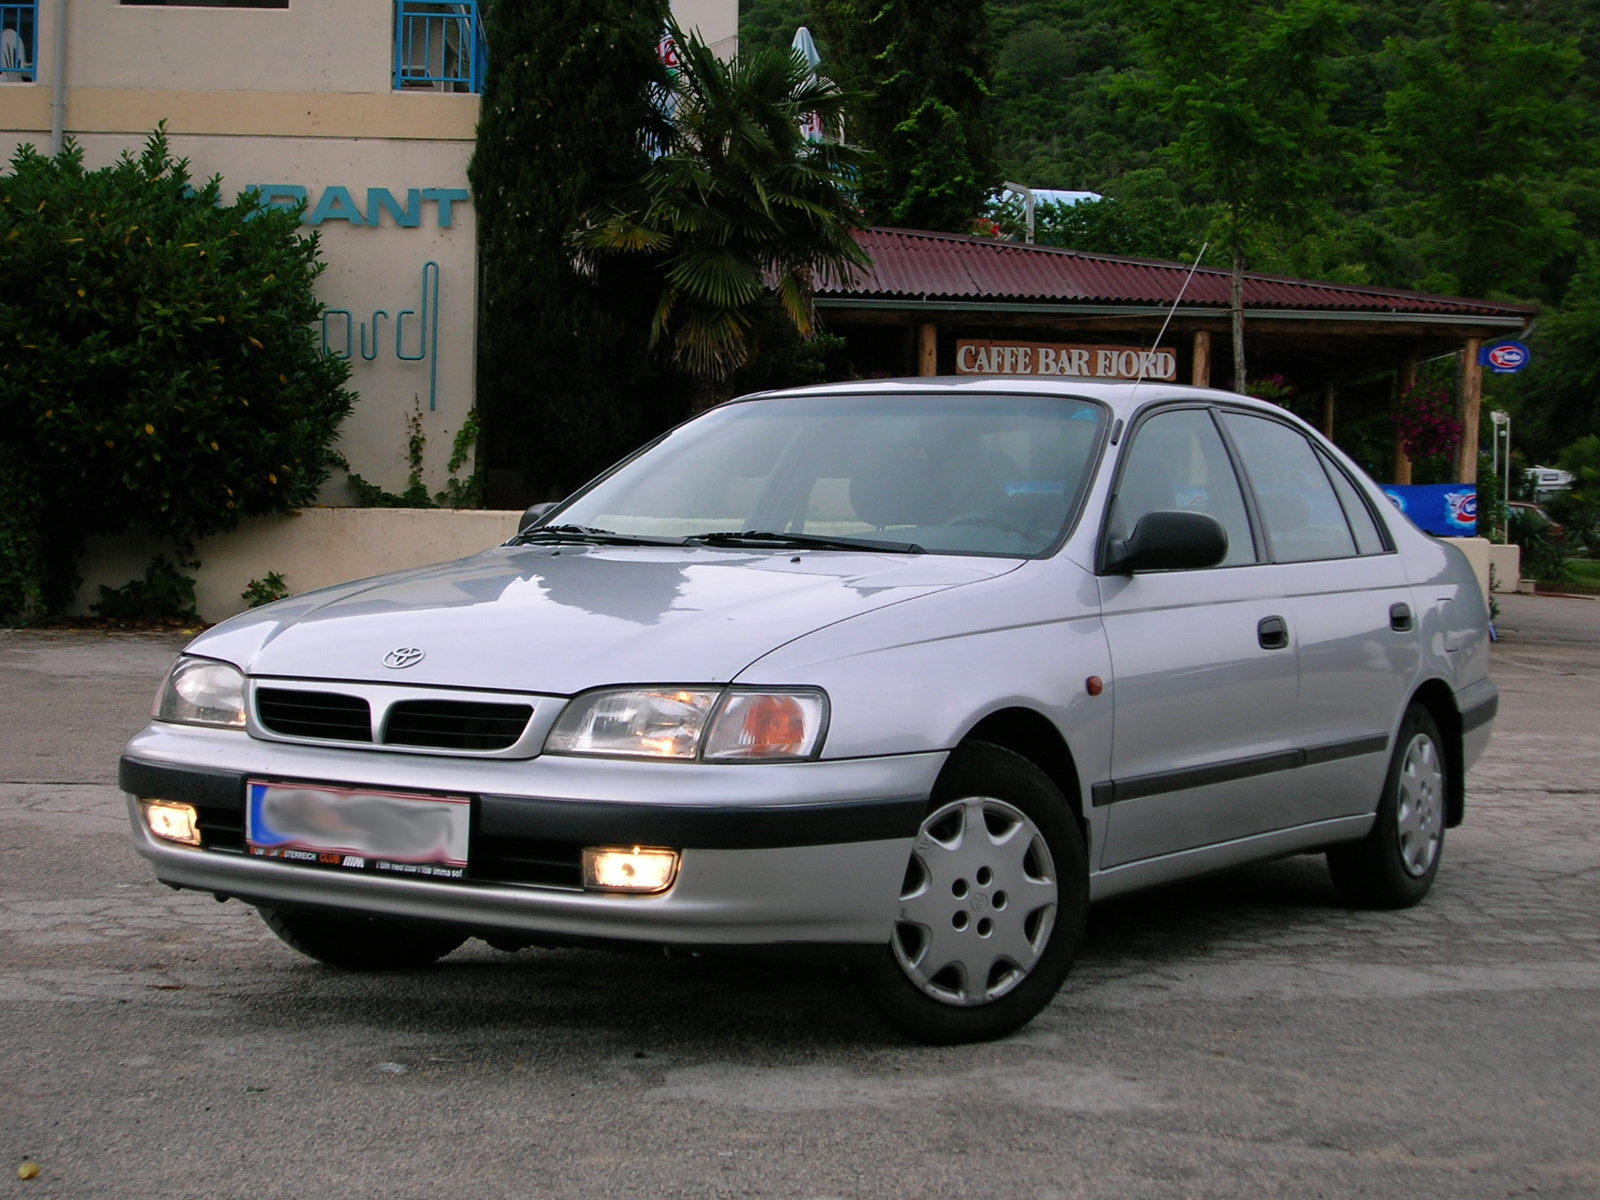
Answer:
[0,0,737,498]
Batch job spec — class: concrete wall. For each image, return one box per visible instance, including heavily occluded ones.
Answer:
[38,0,394,94]
[1452,538,1523,603]
[75,508,524,625]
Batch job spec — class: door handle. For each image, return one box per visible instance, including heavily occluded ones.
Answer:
[1258,615,1289,650]
[1390,603,1413,632]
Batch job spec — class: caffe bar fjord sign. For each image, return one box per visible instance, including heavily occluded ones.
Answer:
[956,340,1177,381]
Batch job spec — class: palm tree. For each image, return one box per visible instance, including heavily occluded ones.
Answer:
[576,21,873,402]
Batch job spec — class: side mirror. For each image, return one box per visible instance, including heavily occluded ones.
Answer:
[1103,509,1228,574]
[517,501,559,534]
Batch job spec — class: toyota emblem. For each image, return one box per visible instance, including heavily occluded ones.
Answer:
[383,647,426,669]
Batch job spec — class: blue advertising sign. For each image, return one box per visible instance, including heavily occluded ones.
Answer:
[1480,340,1530,374]
[1382,484,1477,537]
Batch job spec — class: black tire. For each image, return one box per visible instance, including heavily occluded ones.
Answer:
[1327,704,1448,909]
[257,907,467,970]
[859,742,1088,1044]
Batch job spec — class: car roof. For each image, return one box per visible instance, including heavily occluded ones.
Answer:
[736,375,1288,422]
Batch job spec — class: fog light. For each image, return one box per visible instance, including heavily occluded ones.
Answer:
[582,846,679,894]
[142,799,201,846]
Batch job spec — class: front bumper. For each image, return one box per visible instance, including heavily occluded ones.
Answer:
[121,722,943,949]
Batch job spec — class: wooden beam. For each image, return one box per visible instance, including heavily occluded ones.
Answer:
[1457,339,1482,484]
[1320,382,1335,438]
[1191,330,1211,386]
[1392,357,1417,485]
[918,322,937,376]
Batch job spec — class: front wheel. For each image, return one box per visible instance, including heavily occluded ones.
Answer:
[859,742,1088,1044]
[258,907,467,970]
[1327,704,1449,909]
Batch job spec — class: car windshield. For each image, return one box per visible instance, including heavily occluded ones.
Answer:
[543,390,1108,556]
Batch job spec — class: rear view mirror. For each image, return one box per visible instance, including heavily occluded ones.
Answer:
[1103,509,1228,574]
[518,501,558,534]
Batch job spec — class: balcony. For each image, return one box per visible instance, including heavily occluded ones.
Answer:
[393,0,486,94]
[1,1,36,83]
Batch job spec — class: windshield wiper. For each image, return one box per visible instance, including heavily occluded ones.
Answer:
[514,524,687,547]
[688,530,924,554]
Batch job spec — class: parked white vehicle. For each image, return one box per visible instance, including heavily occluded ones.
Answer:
[123,378,1497,1043]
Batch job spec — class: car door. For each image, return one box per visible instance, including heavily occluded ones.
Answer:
[1095,406,1302,868]
[1216,410,1419,821]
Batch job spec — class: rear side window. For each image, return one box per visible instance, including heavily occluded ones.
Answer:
[1320,450,1389,555]
[1220,412,1361,562]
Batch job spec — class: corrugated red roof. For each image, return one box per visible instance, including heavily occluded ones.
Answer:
[820,227,1534,320]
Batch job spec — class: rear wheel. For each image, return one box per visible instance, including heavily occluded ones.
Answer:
[860,742,1087,1044]
[1327,704,1448,909]
[258,907,467,970]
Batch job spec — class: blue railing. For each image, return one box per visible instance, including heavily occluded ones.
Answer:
[1,1,37,83]
[393,0,486,94]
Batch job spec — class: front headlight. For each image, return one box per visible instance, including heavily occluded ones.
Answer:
[545,687,827,761]
[155,656,247,729]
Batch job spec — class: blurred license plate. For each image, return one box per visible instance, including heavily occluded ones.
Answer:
[246,781,469,873]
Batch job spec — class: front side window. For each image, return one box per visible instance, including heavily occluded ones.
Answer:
[1111,408,1257,566]
[545,391,1108,557]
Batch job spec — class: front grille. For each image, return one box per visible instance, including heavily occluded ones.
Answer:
[257,689,372,742]
[252,683,541,755]
[386,699,533,751]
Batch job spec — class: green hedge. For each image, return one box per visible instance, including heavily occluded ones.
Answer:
[0,130,355,622]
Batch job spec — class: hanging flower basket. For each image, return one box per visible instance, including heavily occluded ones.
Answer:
[1393,384,1462,463]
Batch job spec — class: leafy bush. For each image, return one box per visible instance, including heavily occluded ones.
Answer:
[0,129,355,623]
[241,571,289,608]
[91,554,200,623]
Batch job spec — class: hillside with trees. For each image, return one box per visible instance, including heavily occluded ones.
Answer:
[740,0,1600,461]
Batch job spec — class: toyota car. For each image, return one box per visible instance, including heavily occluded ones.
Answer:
[122,378,1497,1043]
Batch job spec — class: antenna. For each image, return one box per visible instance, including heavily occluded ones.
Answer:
[1133,240,1210,396]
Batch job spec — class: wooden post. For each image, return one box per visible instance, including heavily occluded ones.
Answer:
[1392,357,1417,485]
[918,323,938,377]
[1457,339,1482,484]
[1191,330,1211,387]
[1320,382,1335,439]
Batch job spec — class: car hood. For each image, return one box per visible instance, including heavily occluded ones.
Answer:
[188,544,1018,694]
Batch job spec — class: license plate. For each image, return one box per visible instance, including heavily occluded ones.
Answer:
[246,781,470,875]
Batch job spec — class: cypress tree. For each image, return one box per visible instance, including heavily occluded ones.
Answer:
[468,1,684,505]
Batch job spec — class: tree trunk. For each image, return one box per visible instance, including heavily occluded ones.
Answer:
[1230,237,1247,393]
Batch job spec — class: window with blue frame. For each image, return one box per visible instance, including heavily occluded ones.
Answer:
[1,1,36,83]
[393,1,486,94]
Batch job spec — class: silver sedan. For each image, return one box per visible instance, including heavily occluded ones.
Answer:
[122,378,1497,1043]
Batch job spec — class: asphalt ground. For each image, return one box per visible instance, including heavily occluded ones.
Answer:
[1,589,1596,1199]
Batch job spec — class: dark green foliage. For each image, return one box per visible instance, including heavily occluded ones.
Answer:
[0,130,354,623]
[241,570,289,608]
[987,0,1166,190]
[469,0,687,504]
[809,0,997,231]
[1380,0,1583,301]
[91,554,200,623]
